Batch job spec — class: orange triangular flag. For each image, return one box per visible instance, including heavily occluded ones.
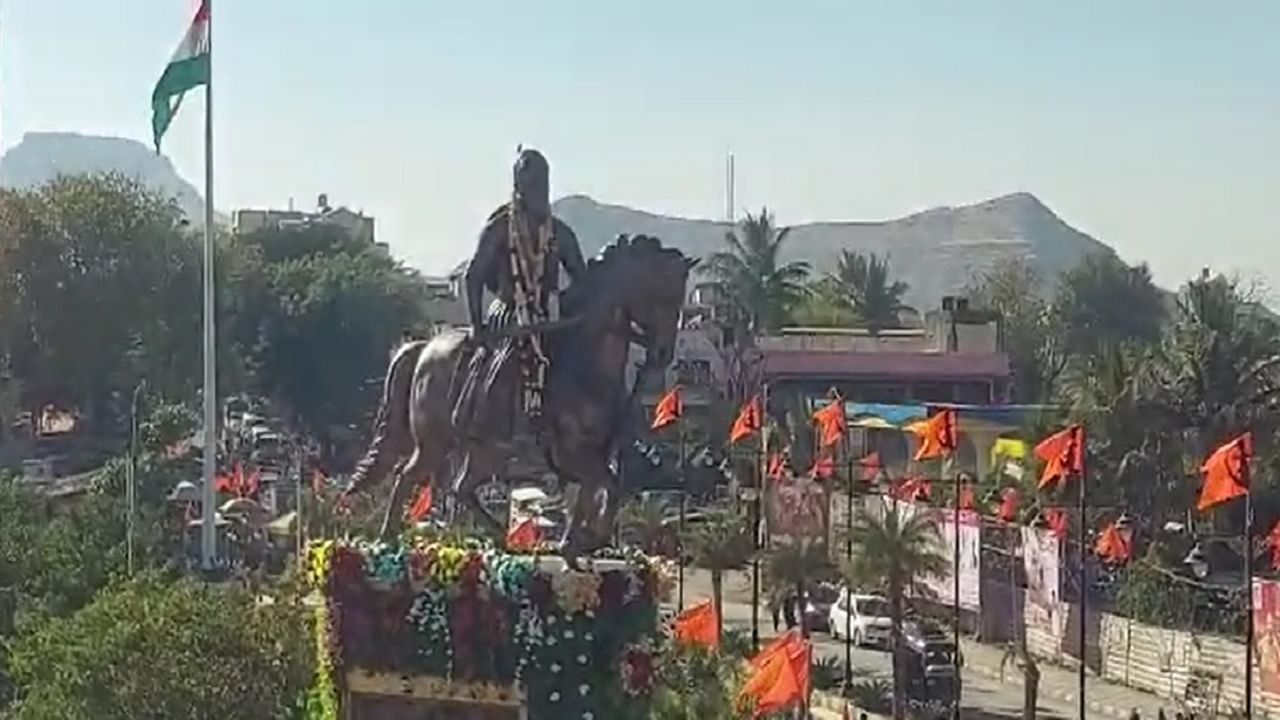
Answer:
[997,488,1019,522]
[729,395,763,444]
[673,599,719,648]
[214,470,235,494]
[811,453,835,479]
[812,392,846,448]
[912,409,957,461]
[743,631,808,716]
[1042,508,1068,539]
[1094,522,1131,564]
[1267,522,1280,571]
[1035,425,1084,489]
[241,468,261,498]
[766,453,785,482]
[407,483,433,523]
[858,452,882,481]
[1198,432,1252,511]
[652,386,683,430]
[506,517,540,550]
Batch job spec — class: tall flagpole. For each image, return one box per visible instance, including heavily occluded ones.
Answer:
[1245,455,1255,718]
[199,0,218,571]
[1077,451,1088,720]
[676,405,686,611]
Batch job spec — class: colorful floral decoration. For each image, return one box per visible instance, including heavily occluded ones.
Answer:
[305,536,669,720]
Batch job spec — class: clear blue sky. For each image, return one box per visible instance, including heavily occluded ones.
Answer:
[3,0,1277,291]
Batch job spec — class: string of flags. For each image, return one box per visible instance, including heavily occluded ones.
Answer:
[651,388,1270,570]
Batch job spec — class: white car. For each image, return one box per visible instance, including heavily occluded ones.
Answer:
[828,591,893,648]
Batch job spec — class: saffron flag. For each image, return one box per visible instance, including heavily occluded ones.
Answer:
[810,453,835,479]
[673,599,719,648]
[1034,425,1084,489]
[241,467,261,498]
[858,452,882,481]
[912,409,957,461]
[812,393,846,448]
[1198,432,1252,511]
[407,484,433,523]
[652,387,682,430]
[894,475,931,502]
[743,630,809,716]
[729,395,763,444]
[1094,521,1131,564]
[506,517,540,551]
[1268,522,1280,571]
[1042,508,1068,539]
[766,453,785,482]
[152,0,210,151]
[997,487,1019,522]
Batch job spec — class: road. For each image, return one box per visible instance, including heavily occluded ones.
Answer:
[677,568,1117,720]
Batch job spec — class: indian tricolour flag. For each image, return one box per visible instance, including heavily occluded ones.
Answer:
[151,0,209,151]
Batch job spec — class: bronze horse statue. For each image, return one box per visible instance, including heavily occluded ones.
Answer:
[345,235,694,554]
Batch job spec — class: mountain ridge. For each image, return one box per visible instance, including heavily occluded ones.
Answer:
[552,191,1115,309]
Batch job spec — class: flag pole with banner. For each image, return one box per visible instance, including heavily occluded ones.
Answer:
[152,0,216,571]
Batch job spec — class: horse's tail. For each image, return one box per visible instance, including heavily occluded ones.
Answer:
[348,340,427,493]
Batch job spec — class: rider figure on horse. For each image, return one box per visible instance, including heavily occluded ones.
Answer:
[463,148,586,435]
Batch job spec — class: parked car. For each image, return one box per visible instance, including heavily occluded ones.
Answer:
[802,582,840,632]
[828,591,893,648]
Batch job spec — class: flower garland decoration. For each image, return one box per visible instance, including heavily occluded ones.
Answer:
[619,638,656,697]
[408,588,452,676]
[307,537,666,720]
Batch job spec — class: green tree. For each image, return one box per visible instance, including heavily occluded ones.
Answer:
[828,251,911,333]
[0,175,198,430]
[762,539,833,638]
[683,510,754,640]
[220,230,429,459]
[620,495,672,556]
[846,503,947,720]
[6,576,311,720]
[1053,254,1165,361]
[700,208,810,337]
[966,257,1065,403]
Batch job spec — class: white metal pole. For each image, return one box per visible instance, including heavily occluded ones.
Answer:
[199,0,218,571]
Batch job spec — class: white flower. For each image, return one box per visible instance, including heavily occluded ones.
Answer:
[547,615,557,625]
[564,629,574,639]
[547,636,557,646]
[583,713,594,720]
[577,654,588,665]
[549,692,560,702]
[579,683,590,696]
[551,662,562,673]
[585,632,594,641]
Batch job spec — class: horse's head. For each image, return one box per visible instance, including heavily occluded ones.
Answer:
[565,235,694,368]
[596,234,696,369]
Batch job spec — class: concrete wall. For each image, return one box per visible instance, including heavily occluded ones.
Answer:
[1018,595,1279,717]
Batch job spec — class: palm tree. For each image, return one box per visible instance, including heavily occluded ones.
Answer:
[620,495,672,556]
[763,539,833,638]
[846,502,947,720]
[700,208,810,337]
[829,251,911,333]
[684,509,754,639]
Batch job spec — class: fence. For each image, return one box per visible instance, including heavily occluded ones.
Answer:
[832,492,1280,716]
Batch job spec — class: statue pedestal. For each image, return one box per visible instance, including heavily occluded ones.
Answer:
[307,539,670,720]
[344,670,525,720]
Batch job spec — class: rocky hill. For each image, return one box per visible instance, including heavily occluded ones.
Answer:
[554,192,1117,309]
[0,132,208,225]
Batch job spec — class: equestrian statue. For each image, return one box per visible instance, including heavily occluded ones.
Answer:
[343,148,695,556]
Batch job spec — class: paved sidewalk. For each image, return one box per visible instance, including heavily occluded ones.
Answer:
[959,638,1173,719]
